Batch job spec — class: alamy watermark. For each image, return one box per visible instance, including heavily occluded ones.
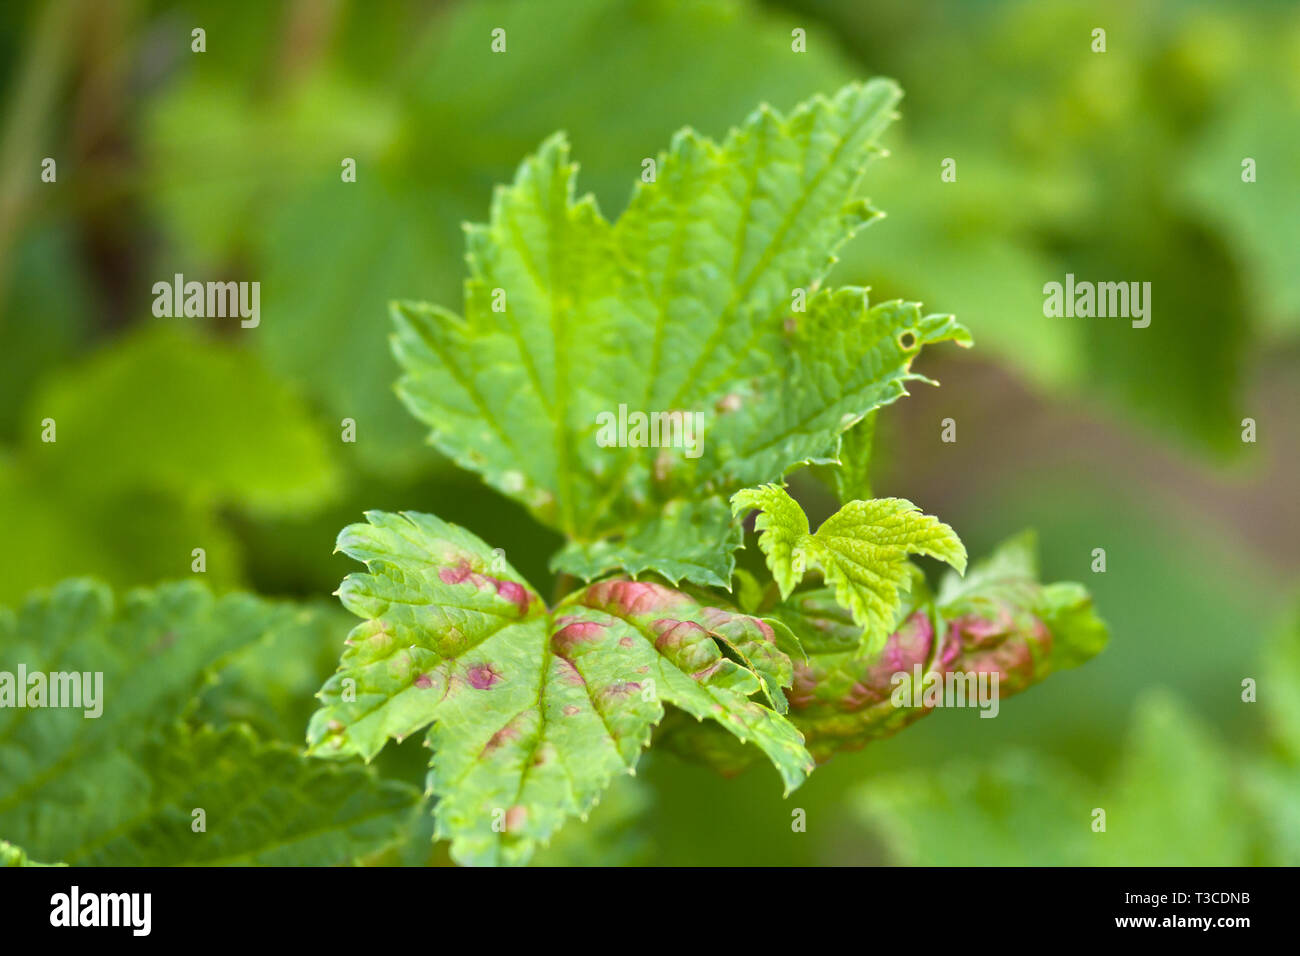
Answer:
[595,404,704,459]
[152,273,260,328]
[0,666,103,718]
[890,665,1000,718]
[50,886,150,936]
[1043,273,1150,328]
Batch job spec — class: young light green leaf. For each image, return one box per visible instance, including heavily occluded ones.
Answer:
[393,81,969,585]
[307,510,810,866]
[732,484,965,647]
[1,840,61,867]
[809,499,966,640]
[731,484,809,599]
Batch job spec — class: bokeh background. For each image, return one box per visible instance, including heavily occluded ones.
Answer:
[1,0,1297,865]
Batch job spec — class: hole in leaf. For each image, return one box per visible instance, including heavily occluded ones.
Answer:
[898,330,917,350]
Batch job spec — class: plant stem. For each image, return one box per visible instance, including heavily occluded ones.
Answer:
[755,579,782,614]
[551,572,578,605]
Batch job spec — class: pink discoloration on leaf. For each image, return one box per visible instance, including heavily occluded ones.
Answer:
[552,620,606,654]
[556,658,586,687]
[438,560,474,585]
[603,681,641,698]
[582,579,692,617]
[790,611,936,713]
[947,609,1051,692]
[505,805,527,832]
[788,666,818,709]
[494,579,532,615]
[466,663,502,689]
[414,673,434,689]
[700,606,773,642]
[619,636,635,648]
[562,704,580,716]
[949,606,1015,647]
[438,558,535,616]
[650,617,709,651]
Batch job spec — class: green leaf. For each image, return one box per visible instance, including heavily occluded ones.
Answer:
[70,724,418,866]
[833,410,876,503]
[140,0,866,476]
[733,484,966,647]
[731,484,809,599]
[854,692,1246,865]
[0,579,417,865]
[808,500,966,638]
[1,840,61,867]
[0,461,244,606]
[307,510,811,866]
[935,529,1040,608]
[1260,601,1300,760]
[191,600,355,744]
[1179,54,1300,334]
[393,81,968,585]
[1099,692,1250,866]
[24,325,340,513]
[549,498,740,588]
[772,586,870,656]
[764,534,1104,762]
[856,750,1095,866]
[529,774,653,867]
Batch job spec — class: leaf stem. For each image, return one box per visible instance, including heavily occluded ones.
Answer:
[551,572,578,605]
[755,579,782,614]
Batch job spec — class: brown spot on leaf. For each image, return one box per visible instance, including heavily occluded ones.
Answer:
[715,393,742,414]
[483,724,520,754]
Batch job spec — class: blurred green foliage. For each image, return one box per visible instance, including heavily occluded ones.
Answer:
[0,0,1296,864]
